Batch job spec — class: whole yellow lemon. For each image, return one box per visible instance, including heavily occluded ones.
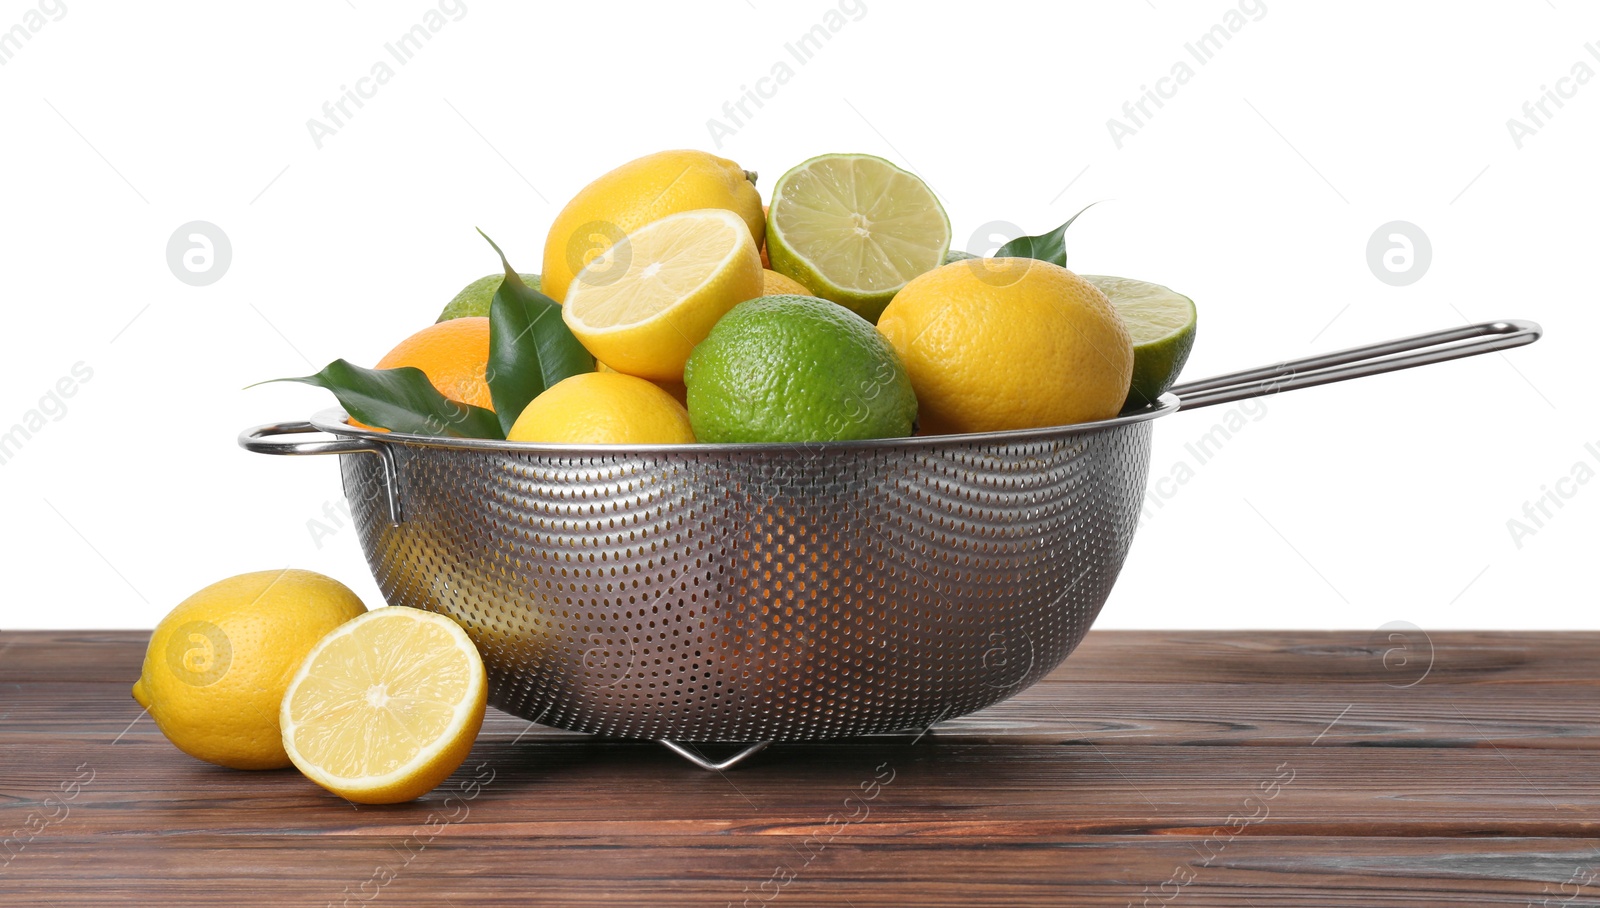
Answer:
[131,570,368,770]
[598,360,687,406]
[507,371,696,445]
[541,149,764,304]
[877,258,1133,434]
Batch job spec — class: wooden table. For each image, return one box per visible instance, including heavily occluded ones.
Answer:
[2,629,1597,906]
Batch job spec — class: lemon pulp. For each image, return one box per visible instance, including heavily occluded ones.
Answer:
[281,607,486,804]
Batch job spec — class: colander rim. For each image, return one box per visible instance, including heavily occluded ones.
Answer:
[306,393,1176,455]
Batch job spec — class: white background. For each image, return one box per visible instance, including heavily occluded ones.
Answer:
[0,0,1592,631]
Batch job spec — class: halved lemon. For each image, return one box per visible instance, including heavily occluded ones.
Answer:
[562,208,763,382]
[280,607,487,805]
[766,153,950,323]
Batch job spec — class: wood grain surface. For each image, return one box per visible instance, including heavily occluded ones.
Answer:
[2,629,1597,906]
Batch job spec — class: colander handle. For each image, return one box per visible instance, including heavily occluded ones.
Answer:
[238,421,401,525]
[1170,319,1542,411]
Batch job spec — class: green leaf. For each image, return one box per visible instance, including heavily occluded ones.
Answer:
[994,202,1100,268]
[479,228,596,436]
[256,359,502,439]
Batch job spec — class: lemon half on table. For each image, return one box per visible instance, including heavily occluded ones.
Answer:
[281,607,487,804]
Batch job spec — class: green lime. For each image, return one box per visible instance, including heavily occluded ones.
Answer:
[436,272,542,322]
[684,295,918,443]
[765,154,950,323]
[1083,275,1197,410]
[943,249,977,264]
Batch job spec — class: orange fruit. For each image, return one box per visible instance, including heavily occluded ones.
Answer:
[375,318,493,410]
[761,268,812,297]
[760,204,771,269]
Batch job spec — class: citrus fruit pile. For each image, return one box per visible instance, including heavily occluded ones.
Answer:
[271,147,1197,445]
[134,570,488,804]
[136,149,1201,805]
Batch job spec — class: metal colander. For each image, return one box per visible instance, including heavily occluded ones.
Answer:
[243,320,1538,767]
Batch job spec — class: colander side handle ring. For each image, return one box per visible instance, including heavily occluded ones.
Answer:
[1170,319,1542,411]
[238,421,401,525]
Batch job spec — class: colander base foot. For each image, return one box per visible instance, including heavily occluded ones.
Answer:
[658,740,771,771]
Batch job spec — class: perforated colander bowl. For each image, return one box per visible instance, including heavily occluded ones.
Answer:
[242,320,1537,766]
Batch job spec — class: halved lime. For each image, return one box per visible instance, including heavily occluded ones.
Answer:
[1083,275,1197,410]
[766,154,950,323]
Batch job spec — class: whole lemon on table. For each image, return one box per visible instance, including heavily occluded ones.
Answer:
[131,570,368,770]
[541,149,765,304]
[876,259,1133,435]
[507,371,696,445]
